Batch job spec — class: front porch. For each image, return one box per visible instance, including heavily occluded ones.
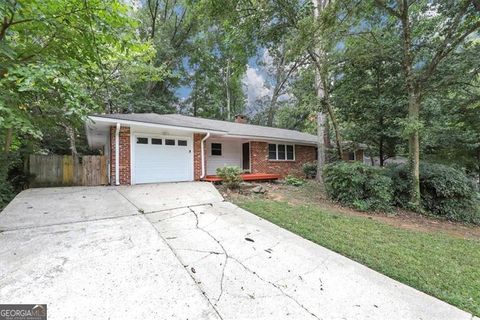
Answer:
[202,173,281,182]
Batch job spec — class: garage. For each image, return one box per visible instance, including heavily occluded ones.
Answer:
[132,134,193,184]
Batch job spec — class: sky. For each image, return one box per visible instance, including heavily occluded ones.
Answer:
[175,48,275,112]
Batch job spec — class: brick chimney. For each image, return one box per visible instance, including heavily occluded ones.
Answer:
[234,114,248,124]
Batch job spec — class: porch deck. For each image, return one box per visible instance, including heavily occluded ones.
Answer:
[203,173,281,182]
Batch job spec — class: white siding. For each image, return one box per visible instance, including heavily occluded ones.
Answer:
[207,138,243,175]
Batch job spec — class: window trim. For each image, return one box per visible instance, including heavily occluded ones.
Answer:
[268,143,295,161]
[211,143,222,156]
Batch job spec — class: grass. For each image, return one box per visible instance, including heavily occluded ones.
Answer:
[234,198,480,316]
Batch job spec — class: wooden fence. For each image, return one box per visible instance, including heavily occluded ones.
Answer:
[29,155,108,187]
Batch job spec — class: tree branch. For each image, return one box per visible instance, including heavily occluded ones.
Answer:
[421,19,480,84]
[373,0,402,18]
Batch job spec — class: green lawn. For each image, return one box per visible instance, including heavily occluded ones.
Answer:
[234,198,480,316]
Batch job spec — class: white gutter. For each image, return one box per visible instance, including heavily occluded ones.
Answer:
[88,116,225,135]
[200,132,210,179]
[223,134,317,146]
[115,123,120,185]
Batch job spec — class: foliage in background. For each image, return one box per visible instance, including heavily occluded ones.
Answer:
[332,10,406,166]
[0,0,162,201]
[0,155,14,210]
[0,150,34,210]
[302,161,317,179]
[323,162,393,212]
[387,163,480,224]
[216,166,243,189]
[0,0,159,149]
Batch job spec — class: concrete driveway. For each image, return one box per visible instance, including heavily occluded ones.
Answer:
[0,183,475,320]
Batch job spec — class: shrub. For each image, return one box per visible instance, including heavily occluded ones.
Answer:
[216,166,243,189]
[323,162,393,211]
[284,175,305,187]
[387,163,480,223]
[0,179,14,210]
[0,155,15,210]
[302,162,317,179]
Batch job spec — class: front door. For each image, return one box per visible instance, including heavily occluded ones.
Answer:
[242,142,250,171]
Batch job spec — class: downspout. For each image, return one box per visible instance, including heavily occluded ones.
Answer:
[115,123,120,185]
[200,132,210,179]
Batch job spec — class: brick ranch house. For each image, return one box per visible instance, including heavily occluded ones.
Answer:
[85,113,364,185]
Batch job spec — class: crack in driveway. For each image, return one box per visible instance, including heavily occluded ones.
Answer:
[114,189,225,320]
[189,207,229,306]
[187,206,321,319]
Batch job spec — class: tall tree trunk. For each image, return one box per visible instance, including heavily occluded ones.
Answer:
[379,140,384,166]
[324,99,343,159]
[379,115,384,166]
[224,59,232,121]
[407,93,421,206]
[400,2,421,208]
[369,149,375,166]
[323,115,331,149]
[313,0,328,181]
[193,90,197,117]
[4,128,13,153]
[1,16,11,42]
[309,0,342,161]
[65,125,78,157]
[316,112,325,182]
[267,92,279,127]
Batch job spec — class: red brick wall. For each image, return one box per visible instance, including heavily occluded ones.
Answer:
[110,126,131,185]
[250,141,316,178]
[193,133,207,180]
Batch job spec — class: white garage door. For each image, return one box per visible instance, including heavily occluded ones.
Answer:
[133,135,193,184]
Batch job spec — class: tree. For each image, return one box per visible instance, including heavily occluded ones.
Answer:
[183,23,248,120]
[259,44,306,126]
[420,37,480,182]
[0,0,158,155]
[134,0,200,113]
[332,9,406,166]
[374,0,480,207]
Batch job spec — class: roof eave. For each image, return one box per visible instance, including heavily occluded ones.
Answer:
[223,133,317,146]
[87,115,318,145]
[88,115,227,135]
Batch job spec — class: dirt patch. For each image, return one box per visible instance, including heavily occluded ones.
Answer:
[219,181,480,241]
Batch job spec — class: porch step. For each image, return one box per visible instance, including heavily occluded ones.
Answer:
[203,173,281,182]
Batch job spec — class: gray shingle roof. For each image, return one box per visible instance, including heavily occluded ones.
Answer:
[92,113,318,144]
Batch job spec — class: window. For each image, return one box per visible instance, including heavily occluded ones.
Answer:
[165,139,175,146]
[151,138,162,145]
[286,145,294,160]
[211,143,222,156]
[268,144,277,160]
[178,140,187,146]
[268,143,294,161]
[278,144,286,160]
[137,137,148,144]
